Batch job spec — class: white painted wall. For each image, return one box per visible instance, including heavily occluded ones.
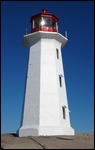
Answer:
[21,40,41,127]
[18,31,75,136]
[53,39,71,127]
[40,39,60,126]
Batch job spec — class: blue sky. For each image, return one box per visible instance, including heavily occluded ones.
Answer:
[1,1,94,134]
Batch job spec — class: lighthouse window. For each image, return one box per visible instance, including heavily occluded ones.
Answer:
[40,17,56,29]
[52,19,56,28]
[59,75,62,87]
[62,106,66,119]
[56,49,59,59]
[34,17,41,28]
[40,17,52,27]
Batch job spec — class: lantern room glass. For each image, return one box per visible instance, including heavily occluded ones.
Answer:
[33,17,57,29]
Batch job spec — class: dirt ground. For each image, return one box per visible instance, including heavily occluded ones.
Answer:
[1,133,94,149]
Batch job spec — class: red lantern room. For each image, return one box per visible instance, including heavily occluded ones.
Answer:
[30,9,59,33]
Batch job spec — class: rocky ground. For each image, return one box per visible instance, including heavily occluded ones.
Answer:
[1,133,94,149]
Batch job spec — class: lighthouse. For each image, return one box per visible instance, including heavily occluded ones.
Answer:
[18,9,75,136]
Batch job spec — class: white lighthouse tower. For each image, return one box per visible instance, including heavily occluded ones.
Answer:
[18,9,75,136]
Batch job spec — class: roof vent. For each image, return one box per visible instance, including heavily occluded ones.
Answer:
[42,9,47,13]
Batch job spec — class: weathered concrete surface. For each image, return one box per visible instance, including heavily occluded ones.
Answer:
[1,134,94,149]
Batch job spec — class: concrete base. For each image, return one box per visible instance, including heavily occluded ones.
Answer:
[18,126,75,137]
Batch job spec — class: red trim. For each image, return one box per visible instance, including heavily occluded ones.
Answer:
[30,13,59,23]
[32,26,57,33]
